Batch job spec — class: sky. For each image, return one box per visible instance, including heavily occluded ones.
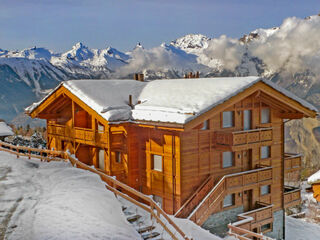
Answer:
[0,0,319,52]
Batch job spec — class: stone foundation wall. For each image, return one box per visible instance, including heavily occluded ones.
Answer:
[201,206,244,237]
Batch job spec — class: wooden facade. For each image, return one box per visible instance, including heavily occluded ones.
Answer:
[27,79,317,236]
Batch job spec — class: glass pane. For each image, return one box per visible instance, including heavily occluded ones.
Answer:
[153,155,163,171]
[116,151,121,163]
[261,185,270,195]
[261,146,270,159]
[244,110,252,130]
[223,152,233,168]
[98,149,105,170]
[261,108,270,124]
[223,111,234,128]
[223,194,233,207]
[201,120,209,130]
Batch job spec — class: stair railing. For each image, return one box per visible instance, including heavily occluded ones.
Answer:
[0,141,191,240]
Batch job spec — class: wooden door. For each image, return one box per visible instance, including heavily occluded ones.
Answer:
[243,189,252,212]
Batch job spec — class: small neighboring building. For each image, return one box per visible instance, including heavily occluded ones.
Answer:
[307,170,320,202]
[26,76,318,239]
[0,121,14,141]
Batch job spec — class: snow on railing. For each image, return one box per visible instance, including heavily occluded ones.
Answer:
[188,166,273,223]
[228,202,274,240]
[0,141,190,240]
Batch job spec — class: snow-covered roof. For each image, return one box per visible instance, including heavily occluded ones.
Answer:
[0,122,14,137]
[308,170,320,184]
[27,77,318,124]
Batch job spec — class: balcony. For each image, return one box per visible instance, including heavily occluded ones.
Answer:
[214,127,273,151]
[187,166,273,225]
[284,186,301,208]
[284,153,301,173]
[228,202,274,240]
[47,124,108,147]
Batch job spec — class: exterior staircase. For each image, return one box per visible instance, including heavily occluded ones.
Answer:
[175,166,275,239]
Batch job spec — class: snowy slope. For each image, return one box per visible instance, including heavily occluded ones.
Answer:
[286,216,320,240]
[0,151,141,240]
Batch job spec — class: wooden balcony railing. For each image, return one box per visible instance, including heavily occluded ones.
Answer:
[47,124,108,146]
[185,166,273,226]
[284,153,301,173]
[228,202,274,240]
[0,141,190,240]
[214,127,273,150]
[284,186,301,208]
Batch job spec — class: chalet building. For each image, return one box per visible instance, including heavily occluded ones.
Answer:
[307,170,320,202]
[0,121,14,141]
[26,76,318,239]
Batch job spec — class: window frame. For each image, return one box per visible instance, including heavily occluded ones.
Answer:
[223,193,235,208]
[260,184,271,196]
[261,108,271,124]
[261,223,272,233]
[222,151,234,168]
[152,154,163,172]
[200,120,209,130]
[260,146,271,159]
[243,109,252,130]
[115,151,121,163]
[222,111,235,128]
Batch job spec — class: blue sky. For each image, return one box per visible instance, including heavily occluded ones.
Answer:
[0,0,319,52]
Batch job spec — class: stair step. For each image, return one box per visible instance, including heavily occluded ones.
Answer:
[142,232,160,240]
[127,214,141,223]
[137,225,156,234]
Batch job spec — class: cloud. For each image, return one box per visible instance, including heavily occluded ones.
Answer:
[248,16,320,74]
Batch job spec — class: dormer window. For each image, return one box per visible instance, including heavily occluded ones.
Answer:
[201,120,209,130]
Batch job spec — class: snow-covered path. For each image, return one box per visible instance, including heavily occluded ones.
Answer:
[0,151,141,240]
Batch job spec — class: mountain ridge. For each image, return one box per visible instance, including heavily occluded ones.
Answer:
[1,14,320,122]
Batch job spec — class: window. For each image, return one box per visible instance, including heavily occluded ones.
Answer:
[223,152,234,168]
[222,111,234,128]
[223,194,235,207]
[261,108,270,124]
[243,110,252,130]
[261,146,271,159]
[261,223,272,232]
[201,120,209,130]
[98,149,105,170]
[115,151,121,163]
[152,154,163,172]
[261,185,271,196]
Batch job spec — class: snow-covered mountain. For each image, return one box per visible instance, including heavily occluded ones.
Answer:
[2,14,320,122]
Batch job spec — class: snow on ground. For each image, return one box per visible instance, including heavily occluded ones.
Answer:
[0,151,141,240]
[118,196,224,240]
[286,216,320,240]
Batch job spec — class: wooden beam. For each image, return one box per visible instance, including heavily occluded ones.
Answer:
[276,112,304,119]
